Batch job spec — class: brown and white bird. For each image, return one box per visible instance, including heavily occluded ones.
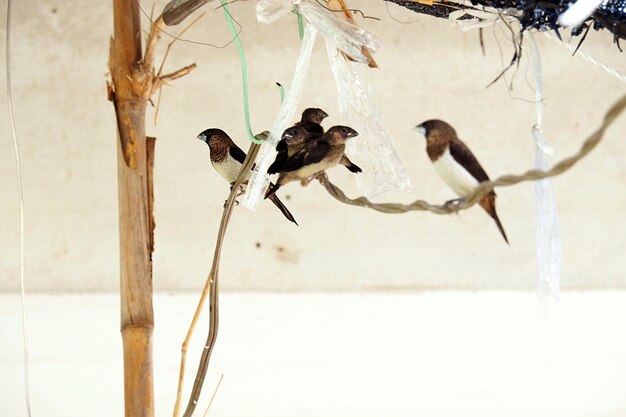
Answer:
[197,128,298,225]
[265,125,360,198]
[415,119,509,244]
[269,108,329,174]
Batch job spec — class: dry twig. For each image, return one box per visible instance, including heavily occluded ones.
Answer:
[152,13,205,124]
[175,137,264,417]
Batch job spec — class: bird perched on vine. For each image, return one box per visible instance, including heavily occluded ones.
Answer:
[415,119,509,244]
[265,125,361,199]
[197,128,298,225]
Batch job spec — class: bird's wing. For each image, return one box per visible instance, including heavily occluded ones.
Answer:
[281,140,330,172]
[268,147,288,174]
[229,145,247,164]
[448,139,490,182]
[275,140,288,152]
[296,122,324,138]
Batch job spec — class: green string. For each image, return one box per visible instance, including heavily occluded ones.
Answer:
[221,0,263,144]
[276,82,286,105]
[296,10,304,40]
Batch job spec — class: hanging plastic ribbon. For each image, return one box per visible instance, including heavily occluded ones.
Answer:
[245,0,410,206]
[528,34,561,311]
[326,42,412,196]
[242,22,318,209]
[447,10,562,307]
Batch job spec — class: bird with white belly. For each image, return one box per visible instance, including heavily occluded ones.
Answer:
[415,119,509,244]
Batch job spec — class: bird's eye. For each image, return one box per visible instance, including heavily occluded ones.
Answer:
[341,128,348,134]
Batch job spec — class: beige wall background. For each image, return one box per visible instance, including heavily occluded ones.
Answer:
[0,0,624,292]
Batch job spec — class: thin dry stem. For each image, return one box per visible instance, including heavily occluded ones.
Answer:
[202,374,224,417]
[176,137,264,417]
[317,93,626,215]
[152,63,198,96]
[172,277,210,417]
[161,63,198,83]
[154,87,164,126]
[157,12,206,78]
[152,13,204,124]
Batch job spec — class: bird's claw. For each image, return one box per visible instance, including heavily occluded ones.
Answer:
[223,199,240,209]
[301,172,323,187]
[230,182,246,193]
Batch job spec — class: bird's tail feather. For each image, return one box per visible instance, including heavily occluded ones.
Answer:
[268,193,298,225]
[340,155,362,173]
[265,182,280,200]
[344,162,362,173]
[480,193,509,245]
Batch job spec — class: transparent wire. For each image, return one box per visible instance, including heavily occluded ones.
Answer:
[6,0,33,414]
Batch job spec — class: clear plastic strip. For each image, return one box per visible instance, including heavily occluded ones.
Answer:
[242,24,318,209]
[326,42,412,197]
[528,34,561,311]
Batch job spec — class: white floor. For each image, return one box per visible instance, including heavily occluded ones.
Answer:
[1,292,625,417]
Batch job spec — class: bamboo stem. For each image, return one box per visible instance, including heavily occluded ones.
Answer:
[111,1,154,417]
[110,2,198,416]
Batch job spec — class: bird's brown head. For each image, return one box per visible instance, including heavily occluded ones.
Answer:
[415,119,457,160]
[326,125,359,143]
[283,126,309,144]
[301,108,329,124]
[196,128,232,157]
[414,119,457,144]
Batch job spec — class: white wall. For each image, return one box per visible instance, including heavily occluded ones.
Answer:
[1,0,625,292]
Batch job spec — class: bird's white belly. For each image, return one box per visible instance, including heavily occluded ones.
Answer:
[432,150,480,197]
[212,155,244,183]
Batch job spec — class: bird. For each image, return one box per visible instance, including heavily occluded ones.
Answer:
[295,107,329,137]
[268,108,329,174]
[197,128,298,225]
[414,119,509,244]
[265,125,360,198]
[269,125,362,175]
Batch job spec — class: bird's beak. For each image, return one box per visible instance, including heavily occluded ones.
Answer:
[414,125,426,136]
[322,111,329,119]
[348,129,359,138]
[197,133,206,142]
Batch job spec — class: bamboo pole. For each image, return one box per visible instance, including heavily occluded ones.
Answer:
[110,2,154,417]
[108,1,197,414]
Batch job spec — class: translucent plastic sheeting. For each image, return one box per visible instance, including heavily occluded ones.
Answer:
[257,0,382,64]
[242,24,318,209]
[528,35,561,311]
[326,42,412,197]
[247,0,397,206]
